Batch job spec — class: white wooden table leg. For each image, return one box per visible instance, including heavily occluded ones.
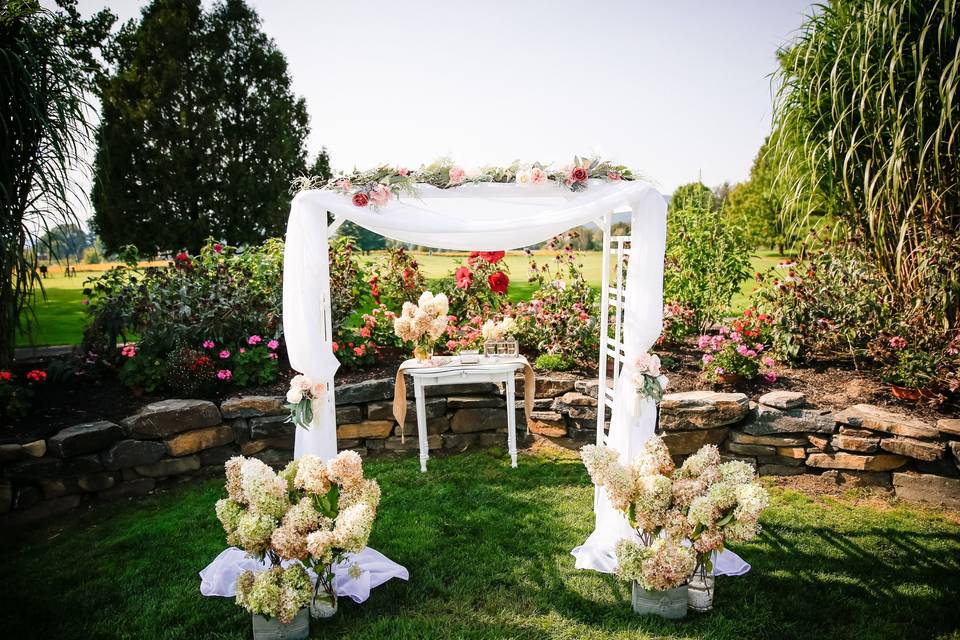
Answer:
[505,372,517,468]
[414,378,428,473]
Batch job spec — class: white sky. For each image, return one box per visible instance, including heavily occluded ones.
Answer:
[58,0,815,222]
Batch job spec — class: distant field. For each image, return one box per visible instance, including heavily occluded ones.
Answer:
[17,250,784,348]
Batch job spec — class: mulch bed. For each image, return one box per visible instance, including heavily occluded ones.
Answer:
[5,340,957,445]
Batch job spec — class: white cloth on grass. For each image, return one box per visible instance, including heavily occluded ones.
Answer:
[199,546,409,603]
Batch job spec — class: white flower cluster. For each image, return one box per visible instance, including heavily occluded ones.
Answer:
[216,457,291,557]
[216,451,383,618]
[393,291,449,343]
[481,317,516,341]
[236,564,313,624]
[615,538,696,592]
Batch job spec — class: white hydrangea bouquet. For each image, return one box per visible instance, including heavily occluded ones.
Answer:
[215,451,381,623]
[581,437,769,614]
[392,291,450,362]
[481,316,516,342]
[633,352,669,403]
[285,374,327,429]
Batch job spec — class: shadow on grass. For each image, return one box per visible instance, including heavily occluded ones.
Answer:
[2,448,959,640]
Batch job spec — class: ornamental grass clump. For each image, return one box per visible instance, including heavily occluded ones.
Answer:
[582,437,769,597]
[214,451,381,621]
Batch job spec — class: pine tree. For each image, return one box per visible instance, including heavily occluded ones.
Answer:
[91,0,309,253]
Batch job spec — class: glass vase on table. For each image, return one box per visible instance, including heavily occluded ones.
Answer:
[412,336,435,363]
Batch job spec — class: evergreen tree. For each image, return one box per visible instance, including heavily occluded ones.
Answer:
[91,0,309,253]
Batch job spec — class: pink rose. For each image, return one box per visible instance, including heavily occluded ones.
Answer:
[530,167,547,184]
[310,382,326,398]
[267,339,279,350]
[247,335,262,345]
[217,369,232,381]
[571,166,588,182]
[370,184,391,207]
[448,166,466,185]
[336,179,352,192]
[219,350,231,359]
[352,192,369,207]
[397,167,409,176]
[606,170,621,181]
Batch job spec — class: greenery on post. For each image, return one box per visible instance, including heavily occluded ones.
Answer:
[91,0,309,254]
[0,0,113,366]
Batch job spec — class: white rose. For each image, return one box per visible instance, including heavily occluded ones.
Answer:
[648,354,662,377]
[287,388,303,404]
[516,169,531,185]
[418,291,434,308]
[433,292,449,316]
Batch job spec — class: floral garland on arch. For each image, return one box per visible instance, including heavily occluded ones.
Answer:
[291,156,637,210]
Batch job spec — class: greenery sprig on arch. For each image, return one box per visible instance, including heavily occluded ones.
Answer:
[292,156,637,209]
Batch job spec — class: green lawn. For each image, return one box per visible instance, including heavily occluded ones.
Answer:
[2,448,958,639]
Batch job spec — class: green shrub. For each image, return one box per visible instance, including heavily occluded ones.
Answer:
[513,236,598,365]
[442,251,510,320]
[752,240,890,364]
[83,239,287,392]
[663,201,752,338]
[534,353,573,371]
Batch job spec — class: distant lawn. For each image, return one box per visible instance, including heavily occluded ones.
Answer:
[16,272,89,348]
[2,448,958,639]
[18,250,785,348]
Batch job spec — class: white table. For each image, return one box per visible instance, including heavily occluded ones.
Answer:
[406,358,528,472]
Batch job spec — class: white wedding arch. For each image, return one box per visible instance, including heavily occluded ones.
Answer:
[279,162,748,577]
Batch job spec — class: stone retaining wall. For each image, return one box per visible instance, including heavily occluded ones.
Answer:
[2,376,958,525]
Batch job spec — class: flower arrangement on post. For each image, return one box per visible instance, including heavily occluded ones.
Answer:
[633,352,668,403]
[285,374,327,429]
[392,291,450,362]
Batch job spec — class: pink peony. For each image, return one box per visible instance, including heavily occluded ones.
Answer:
[217,369,232,381]
[448,166,466,185]
[267,339,279,350]
[219,350,231,359]
[247,335,262,345]
[530,167,547,184]
[202,340,215,349]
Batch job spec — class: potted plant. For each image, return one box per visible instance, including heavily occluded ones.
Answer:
[582,437,769,615]
[616,538,695,618]
[214,452,381,634]
[697,317,777,386]
[880,337,942,401]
